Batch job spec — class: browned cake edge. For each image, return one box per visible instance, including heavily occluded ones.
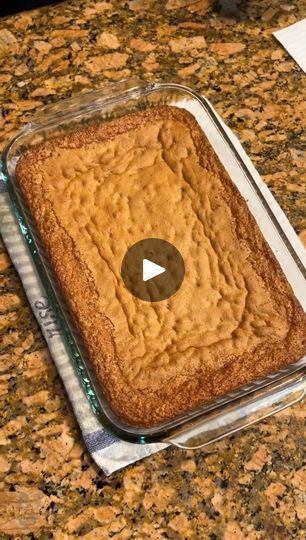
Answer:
[15,105,306,427]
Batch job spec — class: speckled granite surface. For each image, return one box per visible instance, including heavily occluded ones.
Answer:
[0,0,305,538]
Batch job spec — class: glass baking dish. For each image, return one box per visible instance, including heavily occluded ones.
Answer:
[2,80,305,448]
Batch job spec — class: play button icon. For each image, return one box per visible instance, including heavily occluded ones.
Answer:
[143,259,165,282]
[121,238,185,302]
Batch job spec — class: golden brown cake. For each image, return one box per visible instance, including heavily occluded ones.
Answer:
[15,105,306,427]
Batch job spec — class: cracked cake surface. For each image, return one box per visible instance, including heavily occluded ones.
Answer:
[15,105,306,427]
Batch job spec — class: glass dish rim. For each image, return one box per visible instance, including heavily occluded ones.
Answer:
[2,80,305,444]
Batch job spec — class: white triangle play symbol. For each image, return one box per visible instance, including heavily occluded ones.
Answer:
[143,258,166,282]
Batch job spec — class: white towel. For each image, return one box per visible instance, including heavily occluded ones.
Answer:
[1,99,304,475]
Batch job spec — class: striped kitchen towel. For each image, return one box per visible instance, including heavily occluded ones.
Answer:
[0,184,169,474]
[1,104,305,475]
[0,178,168,475]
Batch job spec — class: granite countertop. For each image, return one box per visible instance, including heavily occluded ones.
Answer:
[0,0,305,538]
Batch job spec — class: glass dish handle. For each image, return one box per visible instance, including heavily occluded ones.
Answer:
[165,370,305,450]
[31,78,147,123]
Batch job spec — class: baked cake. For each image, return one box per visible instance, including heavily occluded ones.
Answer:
[15,106,306,427]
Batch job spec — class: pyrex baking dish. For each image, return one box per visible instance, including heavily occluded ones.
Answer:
[2,79,306,448]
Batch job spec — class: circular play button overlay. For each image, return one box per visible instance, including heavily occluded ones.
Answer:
[121,238,185,302]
